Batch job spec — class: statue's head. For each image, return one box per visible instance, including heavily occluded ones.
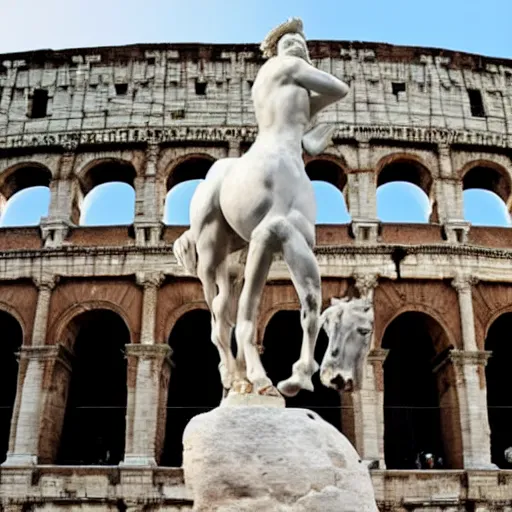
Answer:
[260,17,311,63]
[319,296,375,392]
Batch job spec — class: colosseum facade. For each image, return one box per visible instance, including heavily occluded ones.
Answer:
[0,39,511,511]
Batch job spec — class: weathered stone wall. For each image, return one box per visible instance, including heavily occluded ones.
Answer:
[0,40,511,510]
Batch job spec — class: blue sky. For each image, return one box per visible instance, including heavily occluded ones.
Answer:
[0,0,511,228]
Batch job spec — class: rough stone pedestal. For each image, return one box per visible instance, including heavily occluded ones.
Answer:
[182,394,378,512]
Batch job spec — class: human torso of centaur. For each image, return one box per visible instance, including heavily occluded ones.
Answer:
[218,56,316,245]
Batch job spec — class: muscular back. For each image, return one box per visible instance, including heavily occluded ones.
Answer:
[251,56,310,139]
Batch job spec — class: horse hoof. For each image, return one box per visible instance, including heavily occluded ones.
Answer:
[257,384,282,397]
[232,379,253,394]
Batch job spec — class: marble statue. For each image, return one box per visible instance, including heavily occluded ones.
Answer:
[319,296,374,392]
[173,18,350,397]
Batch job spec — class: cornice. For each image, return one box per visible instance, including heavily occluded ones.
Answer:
[2,243,512,261]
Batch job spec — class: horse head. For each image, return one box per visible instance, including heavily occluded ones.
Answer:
[319,296,375,392]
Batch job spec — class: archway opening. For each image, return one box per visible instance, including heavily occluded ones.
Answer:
[161,309,221,466]
[164,157,214,226]
[312,182,351,224]
[79,160,136,226]
[261,310,341,429]
[56,310,128,465]
[0,165,51,226]
[463,166,511,226]
[0,311,22,462]
[377,161,432,223]
[305,160,350,224]
[383,312,450,469]
[485,312,512,468]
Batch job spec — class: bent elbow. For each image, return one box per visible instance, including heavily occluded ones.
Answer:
[334,79,349,100]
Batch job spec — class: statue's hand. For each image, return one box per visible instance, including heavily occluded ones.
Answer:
[302,123,335,156]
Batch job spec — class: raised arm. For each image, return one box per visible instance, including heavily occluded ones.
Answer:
[292,59,349,117]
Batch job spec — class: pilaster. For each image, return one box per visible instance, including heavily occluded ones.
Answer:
[135,272,165,345]
[434,349,495,469]
[4,344,73,466]
[451,274,478,352]
[342,349,388,469]
[123,344,172,466]
[40,152,80,247]
[134,143,164,246]
[31,275,59,346]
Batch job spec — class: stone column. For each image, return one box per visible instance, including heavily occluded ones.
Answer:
[448,275,494,469]
[123,345,171,466]
[40,152,81,247]
[123,272,170,466]
[452,275,478,352]
[347,141,379,243]
[3,276,60,466]
[134,143,164,246]
[342,349,388,469]
[436,143,470,243]
[136,272,165,345]
[341,274,387,468]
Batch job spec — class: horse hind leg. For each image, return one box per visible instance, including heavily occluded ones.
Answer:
[196,222,244,393]
[276,227,322,397]
[210,258,240,391]
[233,225,281,396]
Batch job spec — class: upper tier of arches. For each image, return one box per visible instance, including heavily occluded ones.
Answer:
[1,144,510,230]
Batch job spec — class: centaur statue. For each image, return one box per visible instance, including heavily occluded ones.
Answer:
[174,19,374,397]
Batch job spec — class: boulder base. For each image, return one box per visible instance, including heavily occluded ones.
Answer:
[183,404,378,512]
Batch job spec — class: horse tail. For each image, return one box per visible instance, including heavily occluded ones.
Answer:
[173,230,198,276]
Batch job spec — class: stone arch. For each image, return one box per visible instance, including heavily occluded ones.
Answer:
[0,301,25,343]
[377,303,458,353]
[259,302,299,343]
[460,160,511,204]
[55,308,129,465]
[484,311,512,468]
[76,157,137,195]
[382,310,463,470]
[304,154,348,189]
[161,308,220,467]
[0,162,52,225]
[164,301,209,342]
[305,156,350,224]
[165,153,216,192]
[52,300,134,350]
[377,153,433,194]
[164,154,216,225]
[460,160,512,225]
[483,304,512,339]
[376,154,434,223]
[74,157,137,226]
[0,309,23,463]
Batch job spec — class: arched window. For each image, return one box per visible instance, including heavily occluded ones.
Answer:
[463,165,511,227]
[0,164,51,227]
[161,309,221,466]
[305,159,350,224]
[79,160,136,226]
[377,159,432,223]
[0,311,22,462]
[56,310,128,465]
[164,157,214,225]
[382,312,461,469]
[485,312,512,468]
[261,310,341,430]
